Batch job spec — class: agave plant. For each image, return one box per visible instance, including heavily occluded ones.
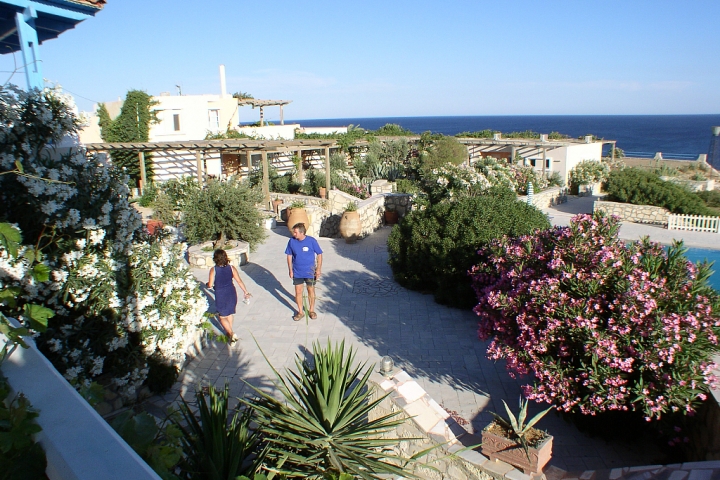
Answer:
[491,397,552,460]
[174,383,265,480]
[243,339,418,479]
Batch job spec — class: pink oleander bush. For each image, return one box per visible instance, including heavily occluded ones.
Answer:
[471,212,720,420]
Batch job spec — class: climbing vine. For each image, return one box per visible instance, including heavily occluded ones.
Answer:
[97,90,158,186]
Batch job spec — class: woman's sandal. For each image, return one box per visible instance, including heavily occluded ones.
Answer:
[309,311,317,320]
[293,313,303,322]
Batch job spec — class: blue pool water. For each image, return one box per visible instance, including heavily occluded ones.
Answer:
[683,248,720,291]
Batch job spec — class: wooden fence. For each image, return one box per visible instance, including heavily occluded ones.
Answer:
[668,214,720,233]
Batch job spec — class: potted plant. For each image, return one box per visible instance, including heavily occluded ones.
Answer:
[481,397,553,474]
[287,200,309,233]
[384,206,399,225]
[339,201,361,243]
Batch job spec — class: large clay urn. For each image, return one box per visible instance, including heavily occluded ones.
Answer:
[339,210,361,243]
[287,206,310,233]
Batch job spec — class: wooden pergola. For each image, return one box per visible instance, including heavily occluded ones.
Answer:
[236,99,292,126]
[84,138,365,205]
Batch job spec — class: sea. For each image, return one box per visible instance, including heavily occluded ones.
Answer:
[290,115,720,159]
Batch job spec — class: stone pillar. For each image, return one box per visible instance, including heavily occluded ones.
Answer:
[245,151,252,175]
[324,146,331,197]
[542,148,547,174]
[280,105,284,125]
[511,146,517,164]
[259,107,264,127]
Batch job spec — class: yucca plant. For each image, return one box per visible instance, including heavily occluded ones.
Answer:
[243,339,419,479]
[491,397,552,460]
[174,383,265,480]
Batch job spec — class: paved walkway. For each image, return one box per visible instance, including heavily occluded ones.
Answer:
[144,195,720,474]
[544,194,720,248]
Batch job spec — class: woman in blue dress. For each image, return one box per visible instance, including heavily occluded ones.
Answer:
[207,249,251,343]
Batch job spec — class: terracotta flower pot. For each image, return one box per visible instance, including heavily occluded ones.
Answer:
[480,429,553,475]
[384,210,399,225]
[339,210,361,243]
[287,207,310,233]
[146,219,163,235]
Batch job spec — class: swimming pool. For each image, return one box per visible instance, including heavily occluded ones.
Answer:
[681,247,720,291]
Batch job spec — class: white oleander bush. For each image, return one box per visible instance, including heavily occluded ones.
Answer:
[0,86,207,398]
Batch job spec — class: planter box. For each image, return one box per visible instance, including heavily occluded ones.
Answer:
[187,240,250,268]
[481,429,553,474]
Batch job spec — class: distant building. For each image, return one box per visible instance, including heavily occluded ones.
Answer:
[461,134,613,186]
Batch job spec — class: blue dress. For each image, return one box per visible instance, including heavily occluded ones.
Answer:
[213,265,237,316]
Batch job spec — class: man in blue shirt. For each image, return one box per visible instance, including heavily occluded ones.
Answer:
[285,222,323,321]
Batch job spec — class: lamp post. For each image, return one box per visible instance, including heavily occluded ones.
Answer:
[379,356,394,378]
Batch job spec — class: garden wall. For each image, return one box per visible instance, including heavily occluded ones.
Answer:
[518,187,567,209]
[272,191,414,239]
[594,200,670,225]
[0,329,160,480]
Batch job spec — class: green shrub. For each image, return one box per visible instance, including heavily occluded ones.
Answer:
[138,184,158,207]
[175,384,265,479]
[271,172,300,194]
[697,189,720,208]
[395,178,420,194]
[420,135,467,171]
[606,168,714,215]
[183,178,267,249]
[568,160,610,191]
[388,195,551,308]
[150,192,179,226]
[0,374,47,480]
[373,123,414,136]
[111,410,183,479]
[160,176,200,210]
[145,354,179,394]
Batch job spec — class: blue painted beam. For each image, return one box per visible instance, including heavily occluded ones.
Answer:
[15,6,43,90]
[2,0,94,22]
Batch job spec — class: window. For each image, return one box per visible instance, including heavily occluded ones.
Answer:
[208,109,220,130]
[173,114,181,132]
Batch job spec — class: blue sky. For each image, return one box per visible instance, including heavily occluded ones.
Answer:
[2,0,719,119]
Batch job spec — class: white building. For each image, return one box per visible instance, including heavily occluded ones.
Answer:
[462,134,614,186]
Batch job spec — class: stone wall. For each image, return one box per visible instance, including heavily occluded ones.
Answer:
[272,191,414,239]
[661,176,715,192]
[369,369,525,480]
[593,200,670,225]
[518,187,568,209]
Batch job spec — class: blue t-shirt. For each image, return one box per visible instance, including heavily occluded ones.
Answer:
[285,236,323,278]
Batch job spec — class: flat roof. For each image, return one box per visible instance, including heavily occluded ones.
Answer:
[83,138,363,153]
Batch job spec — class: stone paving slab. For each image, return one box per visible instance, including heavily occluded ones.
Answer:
[147,222,667,473]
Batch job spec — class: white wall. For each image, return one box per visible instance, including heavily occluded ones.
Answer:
[563,143,603,183]
[297,126,348,135]
[151,95,239,141]
[79,94,241,144]
[235,124,299,140]
[1,329,160,480]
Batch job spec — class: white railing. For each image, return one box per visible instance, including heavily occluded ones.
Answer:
[668,214,720,233]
